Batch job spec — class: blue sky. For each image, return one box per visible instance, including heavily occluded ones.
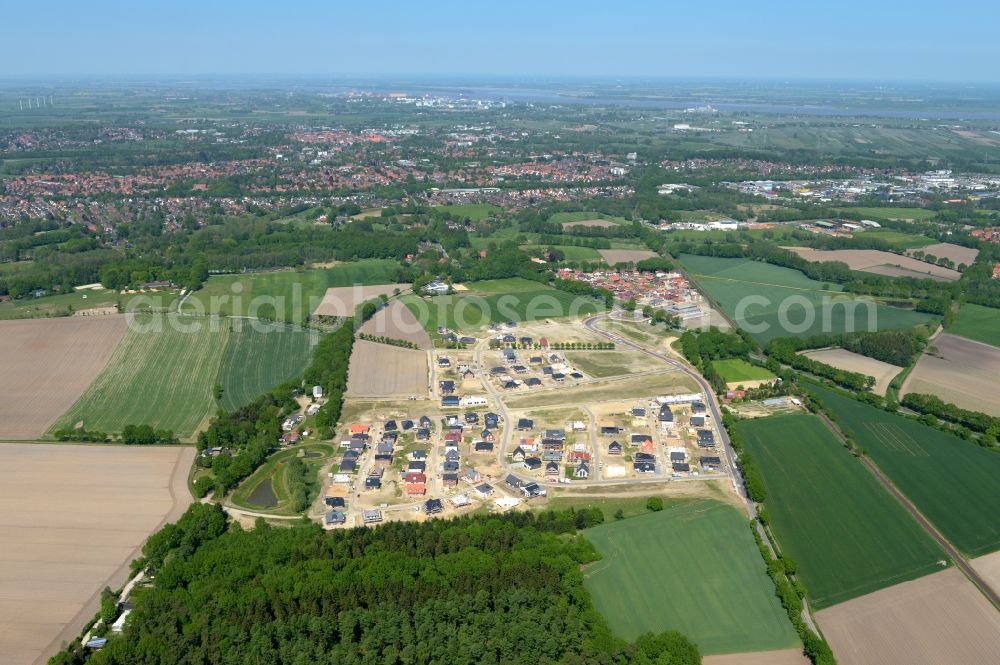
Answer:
[2,1,997,80]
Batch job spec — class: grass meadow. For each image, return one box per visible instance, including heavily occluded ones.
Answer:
[949,303,1000,347]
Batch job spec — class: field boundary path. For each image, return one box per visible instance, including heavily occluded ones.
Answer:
[815,411,1000,612]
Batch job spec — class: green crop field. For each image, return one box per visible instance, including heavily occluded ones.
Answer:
[182,259,401,322]
[737,414,945,608]
[857,229,937,250]
[949,303,1000,347]
[461,277,553,294]
[401,285,603,333]
[50,315,231,439]
[804,382,1000,556]
[432,203,500,221]
[680,254,935,343]
[217,322,316,411]
[583,500,798,655]
[712,358,776,383]
[836,207,937,222]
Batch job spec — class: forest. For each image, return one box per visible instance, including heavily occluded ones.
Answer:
[50,504,703,665]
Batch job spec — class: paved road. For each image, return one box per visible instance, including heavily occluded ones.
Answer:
[583,315,752,516]
[815,411,1000,612]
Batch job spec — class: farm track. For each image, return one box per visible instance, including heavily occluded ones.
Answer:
[815,411,1000,612]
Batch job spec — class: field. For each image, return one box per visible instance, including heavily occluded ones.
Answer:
[598,248,659,265]
[805,381,1000,556]
[972,550,1000,596]
[217,322,315,411]
[0,316,128,440]
[0,443,194,665]
[680,254,934,343]
[549,211,628,227]
[800,348,902,396]
[737,414,946,608]
[703,650,808,665]
[786,247,960,281]
[0,288,179,320]
[182,259,401,322]
[815,568,1000,665]
[907,242,979,266]
[711,358,776,383]
[358,299,432,348]
[432,203,500,221]
[312,283,402,317]
[902,333,1000,416]
[835,206,937,221]
[503,370,696,409]
[857,229,937,250]
[346,340,428,397]
[583,500,799,655]
[49,315,230,439]
[400,283,604,333]
[564,350,650,378]
[949,302,1000,347]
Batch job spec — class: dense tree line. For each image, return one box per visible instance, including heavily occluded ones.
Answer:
[765,339,873,392]
[720,412,767,503]
[766,330,927,367]
[121,424,176,445]
[678,329,756,392]
[551,277,614,310]
[50,505,702,665]
[901,393,1000,443]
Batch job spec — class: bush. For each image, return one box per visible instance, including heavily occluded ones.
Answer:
[646,497,664,512]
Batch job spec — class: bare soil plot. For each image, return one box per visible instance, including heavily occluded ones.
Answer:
[504,370,697,409]
[598,249,659,265]
[801,348,903,396]
[971,550,1000,597]
[561,219,620,229]
[786,247,960,281]
[908,242,979,266]
[815,568,1000,665]
[358,299,432,348]
[704,649,809,665]
[0,443,194,665]
[346,340,428,397]
[901,333,1000,416]
[0,316,128,439]
[312,284,402,317]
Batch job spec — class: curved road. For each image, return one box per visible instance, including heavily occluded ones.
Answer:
[582,314,753,516]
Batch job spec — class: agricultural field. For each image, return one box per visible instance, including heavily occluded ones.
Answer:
[564,350,651,378]
[346,340,428,397]
[972,550,1000,597]
[948,302,1000,347]
[786,247,960,281]
[432,203,500,221]
[800,348,902,396]
[598,248,659,265]
[549,211,628,227]
[805,381,1000,556]
[907,242,979,266]
[312,283,402,317]
[400,282,604,333]
[680,254,935,343]
[902,333,1000,416]
[0,443,194,665]
[217,322,316,411]
[503,370,696,409]
[358,299,432,348]
[49,315,230,439]
[583,500,799,655]
[521,244,603,261]
[711,358,776,384]
[0,316,128,440]
[856,229,937,250]
[0,287,178,320]
[815,569,1000,665]
[182,259,401,322]
[737,414,946,608]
